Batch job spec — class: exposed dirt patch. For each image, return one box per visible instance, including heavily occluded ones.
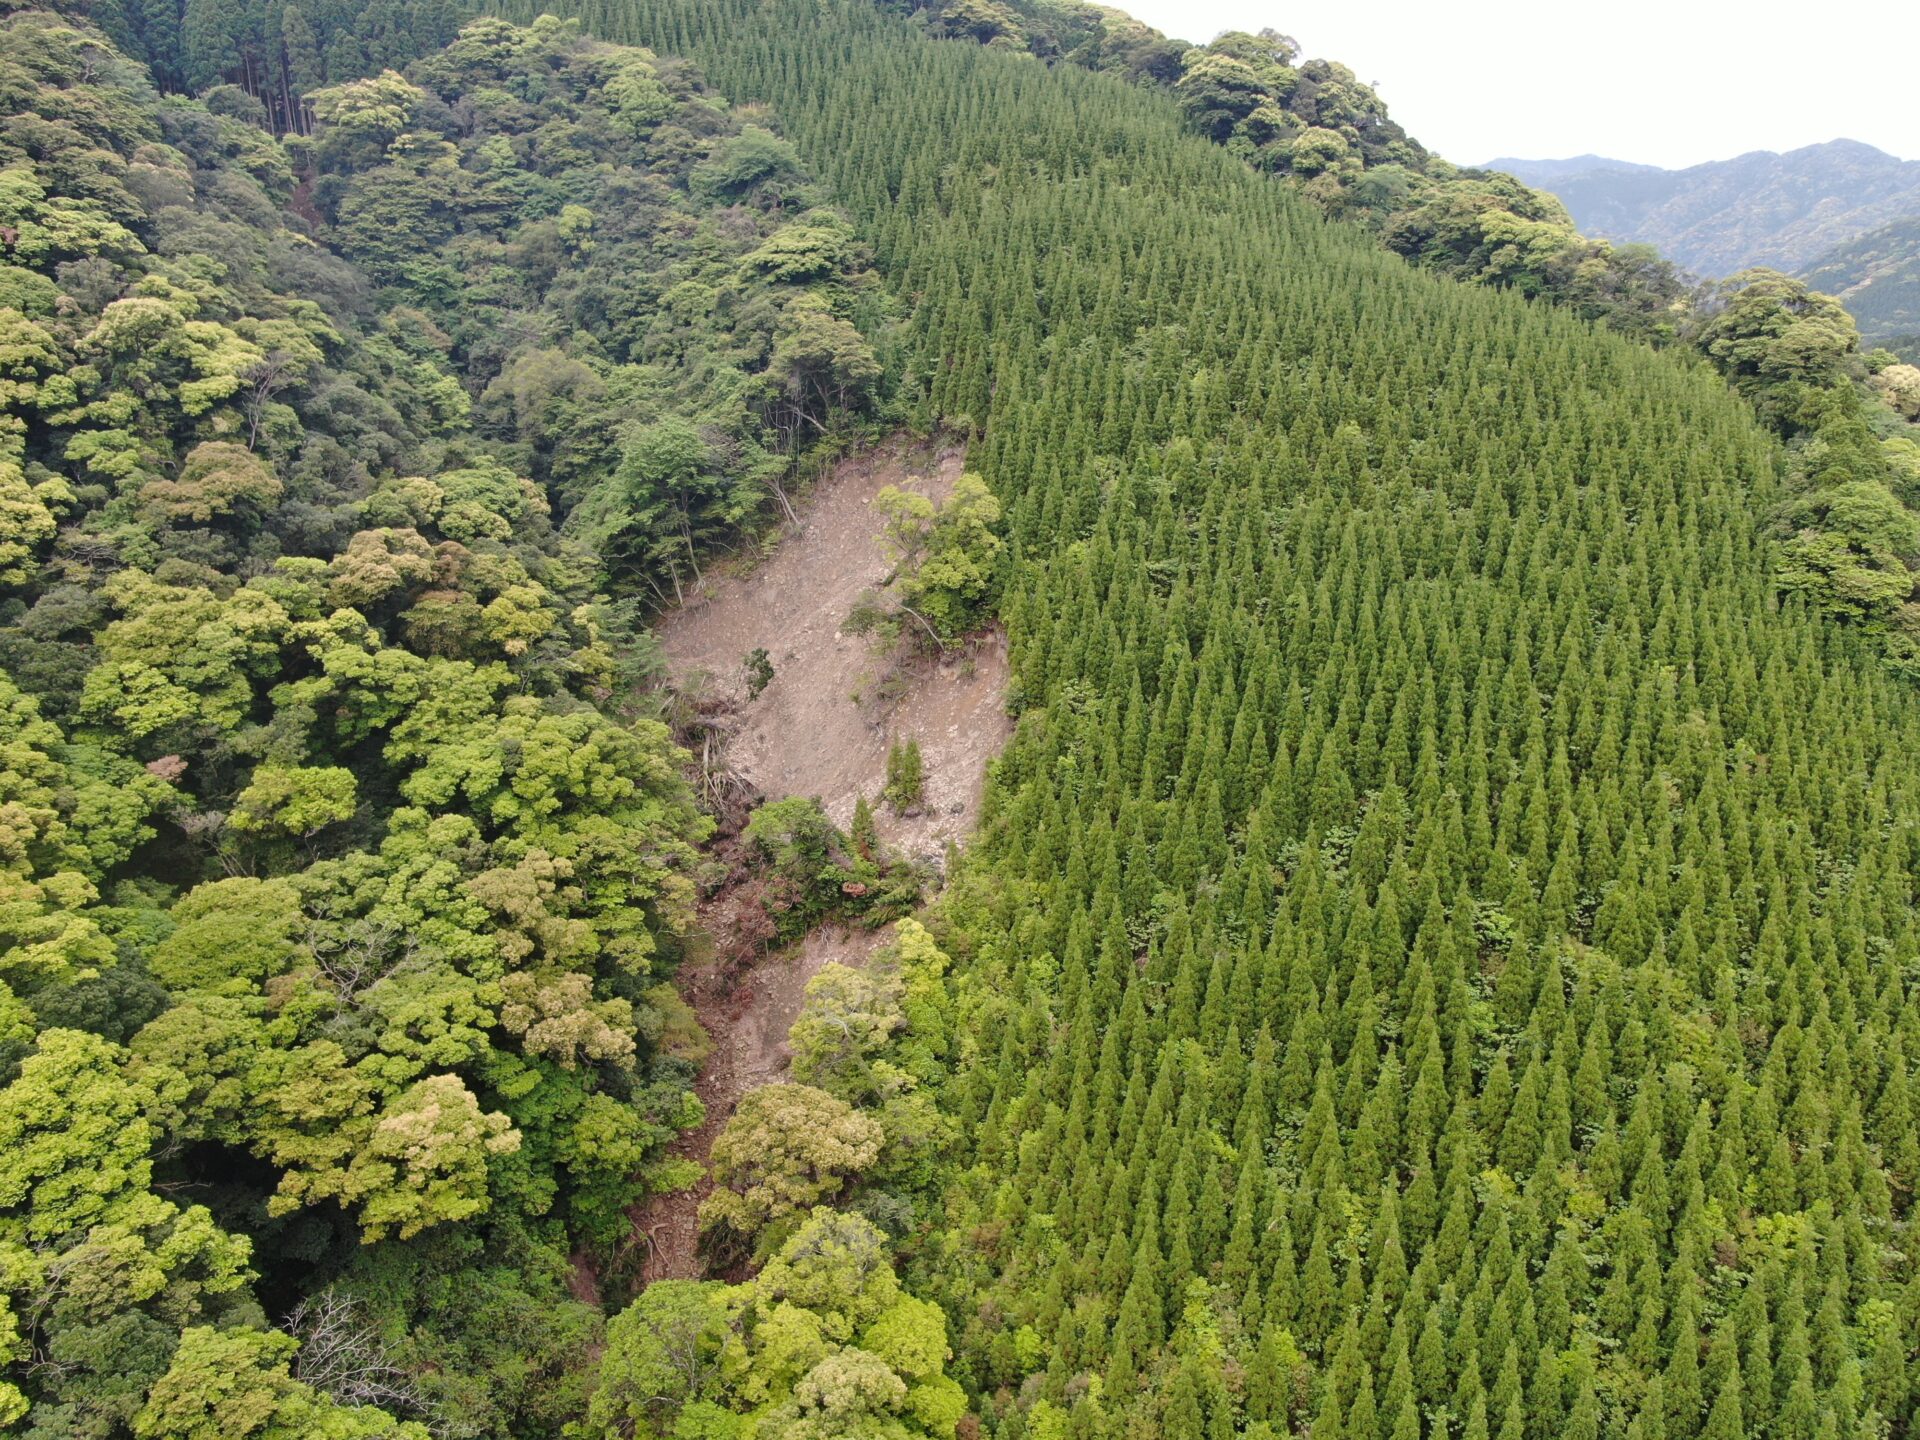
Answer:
[624,435,1011,1288]
[655,435,1012,869]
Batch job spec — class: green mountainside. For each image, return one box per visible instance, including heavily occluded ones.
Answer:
[2,2,1920,1439]
[1801,215,1920,354]
[864,0,1699,341]
[1495,141,1920,279]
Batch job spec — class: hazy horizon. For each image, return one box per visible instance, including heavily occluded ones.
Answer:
[1481,137,1912,173]
[1112,0,1918,170]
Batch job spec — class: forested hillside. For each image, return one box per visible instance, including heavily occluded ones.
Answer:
[0,9,890,1433]
[865,0,1698,340]
[3,2,1920,1440]
[513,3,1920,1436]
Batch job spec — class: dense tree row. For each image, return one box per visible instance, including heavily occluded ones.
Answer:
[856,0,1691,339]
[457,0,1920,1436]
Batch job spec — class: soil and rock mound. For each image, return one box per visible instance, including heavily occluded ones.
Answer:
[655,435,1012,866]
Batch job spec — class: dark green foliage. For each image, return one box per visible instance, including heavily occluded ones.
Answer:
[743,645,774,700]
[883,740,924,813]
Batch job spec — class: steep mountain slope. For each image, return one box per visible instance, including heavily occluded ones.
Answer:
[1497,139,1920,275]
[1801,213,1920,350]
[1484,153,1664,185]
[870,0,1696,336]
[5,0,1920,1438]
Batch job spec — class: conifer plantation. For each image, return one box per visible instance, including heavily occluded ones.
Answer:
[1,0,1917,1436]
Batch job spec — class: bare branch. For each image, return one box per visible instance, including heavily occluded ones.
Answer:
[287,1289,467,1436]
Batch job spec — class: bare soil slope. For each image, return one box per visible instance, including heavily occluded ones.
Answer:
[655,436,1012,867]
[628,436,1010,1285]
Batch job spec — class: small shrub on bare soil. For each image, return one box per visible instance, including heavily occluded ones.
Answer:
[883,739,925,812]
[743,646,774,699]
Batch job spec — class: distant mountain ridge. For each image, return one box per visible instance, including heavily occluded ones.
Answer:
[1491,139,1920,277]
[1482,153,1665,183]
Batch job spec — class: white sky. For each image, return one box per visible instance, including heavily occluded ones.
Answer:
[1115,0,1919,169]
